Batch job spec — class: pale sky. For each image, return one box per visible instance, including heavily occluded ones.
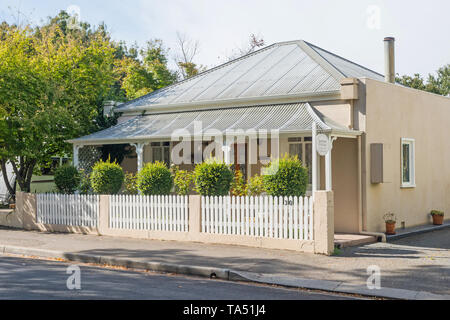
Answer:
[1,0,449,77]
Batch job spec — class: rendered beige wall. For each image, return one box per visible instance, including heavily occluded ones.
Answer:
[310,101,352,128]
[364,79,450,232]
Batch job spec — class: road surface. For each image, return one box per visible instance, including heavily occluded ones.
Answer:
[0,255,358,300]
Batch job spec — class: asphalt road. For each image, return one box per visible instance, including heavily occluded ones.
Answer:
[0,255,358,300]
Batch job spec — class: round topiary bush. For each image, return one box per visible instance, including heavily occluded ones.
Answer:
[54,165,80,194]
[262,155,308,197]
[90,159,125,194]
[194,158,233,196]
[137,161,173,195]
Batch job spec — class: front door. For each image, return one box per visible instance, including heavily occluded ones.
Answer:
[231,143,248,181]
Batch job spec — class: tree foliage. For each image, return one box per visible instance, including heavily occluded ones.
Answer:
[396,64,449,96]
[0,22,116,194]
[0,11,180,196]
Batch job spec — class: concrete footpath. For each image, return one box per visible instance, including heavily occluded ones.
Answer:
[0,227,449,300]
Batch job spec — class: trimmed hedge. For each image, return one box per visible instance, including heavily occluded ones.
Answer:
[54,165,80,194]
[230,169,247,196]
[90,159,125,194]
[137,161,173,195]
[247,174,265,196]
[262,155,308,197]
[172,166,194,196]
[123,172,138,195]
[194,158,233,196]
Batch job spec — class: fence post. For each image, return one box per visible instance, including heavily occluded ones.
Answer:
[98,195,110,235]
[17,192,38,231]
[313,191,334,255]
[188,195,201,234]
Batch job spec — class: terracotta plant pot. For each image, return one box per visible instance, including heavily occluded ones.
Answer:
[432,214,444,225]
[9,203,15,210]
[385,222,396,235]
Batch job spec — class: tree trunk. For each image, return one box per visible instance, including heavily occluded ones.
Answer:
[0,159,16,200]
[9,157,37,193]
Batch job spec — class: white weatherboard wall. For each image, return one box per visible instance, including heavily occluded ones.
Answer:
[202,195,313,240]
[110,195,188,232]
[36,194,99,227]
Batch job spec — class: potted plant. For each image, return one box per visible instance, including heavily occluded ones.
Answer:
[383,212,397,235]
[430,210,444,225]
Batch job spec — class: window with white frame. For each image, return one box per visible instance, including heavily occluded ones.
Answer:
[151,141,170,166]
[288,137,312,184]
[401,138,415,187]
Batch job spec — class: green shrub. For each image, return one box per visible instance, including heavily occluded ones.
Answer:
[123,172,138,195]
[430,210,444,216]
[172,166,194,195]
[262,155,308,197]
[78,169,92,194]
[54,165,80,194]
[194,158,233,196]
[230,169,247,196]
[90,159,125,194]
[137,161,173,195]
[247,174,265,196]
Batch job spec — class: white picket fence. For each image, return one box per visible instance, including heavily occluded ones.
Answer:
[36,194,99,227]
[110,195,189,231]
[201,196,313,240]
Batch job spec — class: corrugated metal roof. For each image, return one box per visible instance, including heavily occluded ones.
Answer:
[116,40,383,113]
[305,41,384,81]
[70,103,359,144]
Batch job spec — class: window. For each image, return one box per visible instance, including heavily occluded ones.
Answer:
[401,138,415,187]
[288,137,312,184]
[151,142,170,166]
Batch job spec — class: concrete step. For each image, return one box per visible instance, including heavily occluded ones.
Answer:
[334,233,377,249]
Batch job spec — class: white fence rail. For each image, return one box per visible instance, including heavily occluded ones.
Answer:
[110,195,189,232]
[36,194,99,227]
[201,196,313,240]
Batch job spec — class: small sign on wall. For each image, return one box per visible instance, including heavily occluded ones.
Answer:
[316,134,330,156]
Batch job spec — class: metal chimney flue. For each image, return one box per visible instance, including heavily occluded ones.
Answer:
[384,37,395,83]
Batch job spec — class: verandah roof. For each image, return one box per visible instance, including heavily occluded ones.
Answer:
[69,103,360,145]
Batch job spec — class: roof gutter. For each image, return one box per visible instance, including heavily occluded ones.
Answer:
[115,90,341,115]
[67,128,361,146]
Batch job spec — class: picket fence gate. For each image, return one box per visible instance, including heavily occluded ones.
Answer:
[36,193,99,227]
[109,195,189,232]
[201,195,313,240]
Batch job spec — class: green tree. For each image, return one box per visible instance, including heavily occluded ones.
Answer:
[141,39,177,89]
[0,24,116,195]
[426,65,449,96]
[396,64,449,96]
[0,12,185,197]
